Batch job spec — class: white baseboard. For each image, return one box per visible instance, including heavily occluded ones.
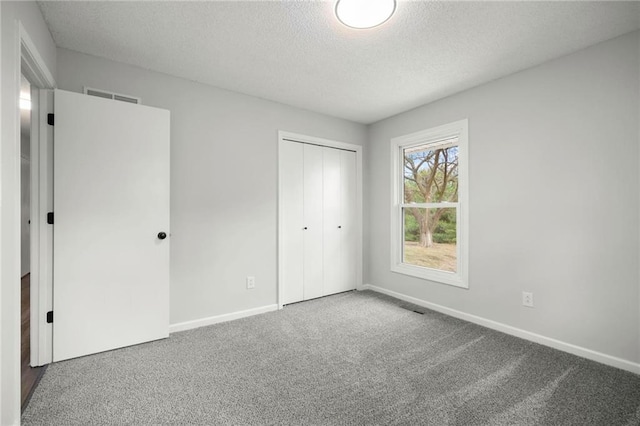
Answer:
[361,284,640,375]
[169,304,279,334]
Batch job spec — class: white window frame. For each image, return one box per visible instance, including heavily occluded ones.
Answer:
[390,119,469,288]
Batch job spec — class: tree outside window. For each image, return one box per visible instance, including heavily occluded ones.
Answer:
[403,141,458,272]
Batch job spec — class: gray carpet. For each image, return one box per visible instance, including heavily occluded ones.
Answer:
[22,290,640,425]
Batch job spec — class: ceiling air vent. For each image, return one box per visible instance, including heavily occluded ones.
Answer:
[83,87,141,104]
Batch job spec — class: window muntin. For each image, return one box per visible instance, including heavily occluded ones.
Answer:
[391,120,468,288]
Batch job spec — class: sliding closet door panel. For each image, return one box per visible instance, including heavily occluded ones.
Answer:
[322,147,342,296]
[303,144,324,300]
[280,141,304,304]
[340,150,358,292]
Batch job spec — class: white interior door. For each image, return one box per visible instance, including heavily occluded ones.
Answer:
[339,149,357,293]
[303,144,324,300]
[323,147,357,296]
[322,147,342,296]
[280,141,304,304]
[53,89,170,362]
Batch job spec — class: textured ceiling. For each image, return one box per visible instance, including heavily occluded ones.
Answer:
[38,1,640,124]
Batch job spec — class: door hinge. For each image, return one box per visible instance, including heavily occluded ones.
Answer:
[46,311,53,323]
[47,212,54,225]
[47,113,54,126]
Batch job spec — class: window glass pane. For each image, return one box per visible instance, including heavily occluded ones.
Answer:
[403,207,457,273]
[403,142,459,204]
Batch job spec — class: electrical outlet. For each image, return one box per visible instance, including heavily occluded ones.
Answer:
[246,276,255,289]
[522,291,534,308]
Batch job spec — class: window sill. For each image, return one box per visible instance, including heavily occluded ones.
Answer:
[390,263,468,289]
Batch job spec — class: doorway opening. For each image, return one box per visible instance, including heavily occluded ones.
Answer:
[19,73,46,411]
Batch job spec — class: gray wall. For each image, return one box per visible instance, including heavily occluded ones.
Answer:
[56,48,368,325]
[365,31,640,364]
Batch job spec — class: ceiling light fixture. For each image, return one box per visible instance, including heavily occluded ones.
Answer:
[335,0,396,29]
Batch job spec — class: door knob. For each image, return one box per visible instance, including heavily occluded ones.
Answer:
[157,232,167,240]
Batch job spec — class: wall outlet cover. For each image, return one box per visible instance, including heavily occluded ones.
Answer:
[247,276,255,289]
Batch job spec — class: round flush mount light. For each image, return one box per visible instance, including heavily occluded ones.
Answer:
[335,0,396,29]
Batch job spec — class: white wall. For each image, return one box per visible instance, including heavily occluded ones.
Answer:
[366,31,640,366]
[20,89,31,278]
[1,1,57,424]
[1,3,4,421]
[55,48,368,326]
[20,154,29,278]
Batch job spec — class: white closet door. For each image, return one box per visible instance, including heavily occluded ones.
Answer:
[322,147,342,296]
[339,149,358,292]
[280,141,304,304]
[303,144,324,300]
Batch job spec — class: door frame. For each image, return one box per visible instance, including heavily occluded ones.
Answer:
[20,22,56,369]
[1,19,56,424]
[277,131,363,309]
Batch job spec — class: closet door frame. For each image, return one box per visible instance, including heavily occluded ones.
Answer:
[277,131,363,309]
